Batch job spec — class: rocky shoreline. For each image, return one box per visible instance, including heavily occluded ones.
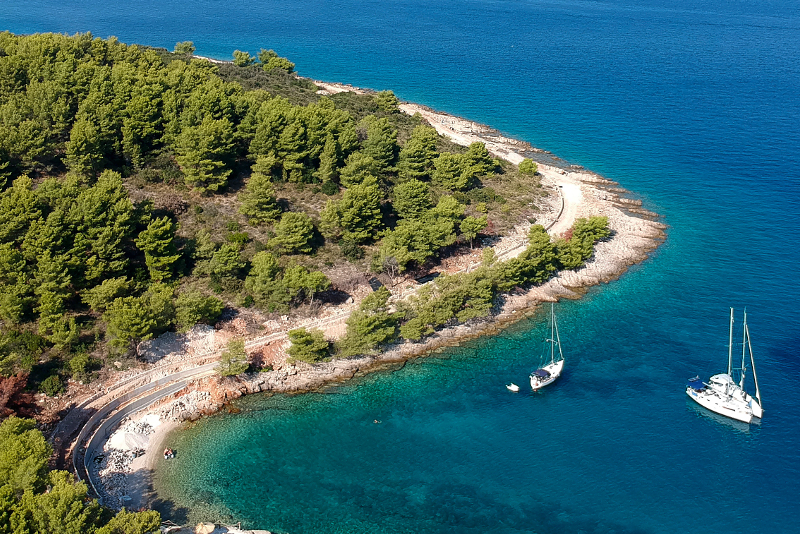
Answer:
[89,83,666,525]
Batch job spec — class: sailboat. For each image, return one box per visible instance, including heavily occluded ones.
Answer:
[686,308,763,423]
[530,303,564,391]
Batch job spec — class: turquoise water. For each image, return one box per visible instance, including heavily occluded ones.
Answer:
[4,1,800,532]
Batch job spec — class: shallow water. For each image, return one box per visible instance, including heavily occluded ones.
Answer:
[4,0,800,532]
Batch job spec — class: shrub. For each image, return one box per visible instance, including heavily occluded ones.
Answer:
[338,287,398,357]
[218,339,249,376]
[68,353,90,381]
[40,374,63,397]
[320,180,339,196]
[519,159,538,175]
[287,328,330,363]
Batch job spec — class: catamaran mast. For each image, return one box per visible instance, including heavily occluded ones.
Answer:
[739,310,748,388]
[727,308,734,377]
[549,303,555,364]
[746,323,762,408]
[553,304,563,363]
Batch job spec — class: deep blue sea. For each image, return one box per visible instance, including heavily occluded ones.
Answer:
[4,1,799,532]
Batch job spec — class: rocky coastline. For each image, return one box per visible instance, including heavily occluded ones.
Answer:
[87,81,666,526]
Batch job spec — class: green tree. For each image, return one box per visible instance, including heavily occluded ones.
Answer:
[282,265,331,304]
[0,177,42,246]
[258,49,296,73]
[275,119,309,182]
[135,217,180,282]
[64,117,104,176]
[319,176,383,244]
[176,116,236,192]
[68,170,136,286]
[375,90,400,113]
[205,243,246,280]
[175,290,225,331]
[460,215,488,248]
[238,172,282,225]
[462,142,496,180]
[11,470,101,534]
[244,252,287,311]
[96,508,161,534]
[360,116,397,175]
[397,125,438,181]
[287,328,330,363]
[120,86,162,169]
[430,195,465,222]
[556,216,610,270]
[103,285,174,352]
[218,339,248,376]
[393,179,431,220]
[315,133,339,184]
[0,243,33,324]
[400,271,495,340]
[432,152,467,191]
[493,225,559,291]
[377,217,457,273]
[338,152,380,188]
[339,286,398,357]
[232,50,255,67]
[0,417,51,496]
[33,252,72,342]
[270,212,315,254]
[173,41,196,55]
[81,277,130,313]
[519,158,538,175]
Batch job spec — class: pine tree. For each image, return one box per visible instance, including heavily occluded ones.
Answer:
[218,339,249,376]
[397,125,438,181]
[135,217,180,282]
[287,328,330,363]
[270,212,315,254]
[338,152,380,188]
[244,252,288,311]
[393,179,431,219]
[315,133,340,184]
[319,176,383,244]
[238,172,282,225]
[339,286,398,357]
[176,116,236,192]
[64,117,104,176]
[432,152,468,191]
[460,215,488,249]
[360,116,397,175]
[175,290,224,331]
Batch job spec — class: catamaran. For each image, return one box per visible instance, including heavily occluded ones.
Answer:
[530,303,564,391]
[686,308,763,424]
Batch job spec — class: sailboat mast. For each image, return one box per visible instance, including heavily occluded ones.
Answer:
[554,305,563,363]
[727,308,734,377]
[740,309,748,389]
[746,323,762,407]
[550,303,555,364]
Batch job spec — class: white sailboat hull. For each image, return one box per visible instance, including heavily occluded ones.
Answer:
[530,359,564,391]
[686,385,753,423]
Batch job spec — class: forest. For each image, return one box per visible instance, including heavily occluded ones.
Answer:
[0,31,609,407]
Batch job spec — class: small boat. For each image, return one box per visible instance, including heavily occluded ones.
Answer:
[530,303,564,391]
[506,383,520,392]
[686,308,763,424]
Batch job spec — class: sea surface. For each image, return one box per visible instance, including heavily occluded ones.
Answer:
[4,1,800,532]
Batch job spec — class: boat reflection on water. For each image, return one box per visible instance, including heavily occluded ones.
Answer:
[686,400,756,434]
